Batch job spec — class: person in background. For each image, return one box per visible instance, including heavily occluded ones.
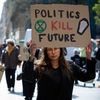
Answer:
[27,42,96,100]
[1,39,20,92]
[0,44,2,62]
[26,40,41,60]
[0,43,7,62]
[94,39,100,81]
[71,49,83,85]
[21,41,37,100]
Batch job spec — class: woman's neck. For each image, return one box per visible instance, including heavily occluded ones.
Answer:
[51,60,59,69]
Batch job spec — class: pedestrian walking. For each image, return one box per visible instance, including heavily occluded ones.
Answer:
[25,42,96,100]
[94,39,100,81]
[0,43,7,62]
[1,39,20,92]
[22,60,36,100]
[21,41,37,100]
[71,49,83,85]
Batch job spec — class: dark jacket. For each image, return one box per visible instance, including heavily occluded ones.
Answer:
[71,55,83,67]
[22,59,36,98]
[34,59,96,100]
[22,60,36,83]
[1,47,19,69]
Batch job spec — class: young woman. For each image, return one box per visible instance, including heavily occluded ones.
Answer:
[30,44,95,100]
[24,43,96,100]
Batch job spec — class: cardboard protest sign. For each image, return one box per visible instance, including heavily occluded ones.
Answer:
[31,4,91,47]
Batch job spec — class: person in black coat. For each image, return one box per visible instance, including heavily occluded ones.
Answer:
[22,59,36,100]
[71,49,83,84]
[22,43,37,100]
[28,43,96,100]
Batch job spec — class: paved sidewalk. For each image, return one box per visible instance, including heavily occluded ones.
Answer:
[0,71,100,100]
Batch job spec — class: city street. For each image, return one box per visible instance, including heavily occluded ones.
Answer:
[0,1,100,100]
[0,71,100,100]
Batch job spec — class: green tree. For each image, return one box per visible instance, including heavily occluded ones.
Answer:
[93,0,100,24]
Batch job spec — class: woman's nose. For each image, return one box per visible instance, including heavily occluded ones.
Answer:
[52,49,55,54]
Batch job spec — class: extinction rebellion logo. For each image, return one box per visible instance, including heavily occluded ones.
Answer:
[34,19,47,33]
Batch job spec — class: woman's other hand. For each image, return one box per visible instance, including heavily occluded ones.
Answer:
[85,42,92,60]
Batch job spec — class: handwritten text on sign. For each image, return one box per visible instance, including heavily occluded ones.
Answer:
[31,4,91,47]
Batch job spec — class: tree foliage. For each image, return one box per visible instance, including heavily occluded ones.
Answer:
[93,0,100,25]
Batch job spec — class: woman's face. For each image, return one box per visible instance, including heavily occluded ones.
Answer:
[47,48,60,61]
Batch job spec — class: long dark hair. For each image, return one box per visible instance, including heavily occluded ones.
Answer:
[37,48,73,79]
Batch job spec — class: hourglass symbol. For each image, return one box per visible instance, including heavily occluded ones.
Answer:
[77,18,89,35]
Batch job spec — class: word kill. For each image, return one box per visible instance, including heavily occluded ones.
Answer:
[51,20,73,31]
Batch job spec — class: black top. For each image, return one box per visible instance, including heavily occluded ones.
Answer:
[34,59,96,100]
[1,47,19,69]
[22,60,35,83]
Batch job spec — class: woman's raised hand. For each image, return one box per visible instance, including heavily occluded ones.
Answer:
[85,42,92,60]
